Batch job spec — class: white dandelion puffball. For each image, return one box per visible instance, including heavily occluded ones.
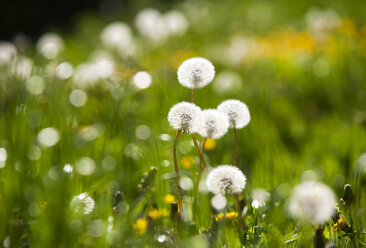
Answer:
[36,33,64,59]
[177,57,215,89]
[12,56,33,80]
[217,99,250,128]
[0,41,17,66]
[37,127,60,147]
[211,194,227,210]
[198,109,229,139]
[133,71,152,89]
[163,10,188,36]
[206,165,246,195]
[213,70,242,95]
[100,22,134,55]
[168,102,202,134]
[251,189,270,209]
[55,62,73,80]
[70,193,95,215]
[135,8,168,43]
[287,181,336,224]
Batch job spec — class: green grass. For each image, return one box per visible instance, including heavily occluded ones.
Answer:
[1,0,366,247]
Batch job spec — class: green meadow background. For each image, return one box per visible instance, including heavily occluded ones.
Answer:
[1,0,366,247]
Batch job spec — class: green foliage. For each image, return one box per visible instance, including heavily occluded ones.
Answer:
[1,0,366,247]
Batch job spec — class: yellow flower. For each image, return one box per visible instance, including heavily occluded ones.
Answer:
[215,213,224,221]
[332,222,339,231]
[337,216,348,229]
[163,194,175,204]
[338,19,357,38]
[133,218,148,235]
[180,156,194,169]
[148,208,169,220]
[40,202,48,209]
[205,138,216,151]
[225,211,238,220]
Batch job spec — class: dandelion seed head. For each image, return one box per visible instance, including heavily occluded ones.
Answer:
[12,56,33,80]
[28,145,42,160]
[55,62,73,80]
[198,109,229,139]
[164,10,188,35]
[133,71,152,89]
[217,99,250,128]
[251,189,270,209]
[63,164,73,173]
[94,58,115,79]
[26,76,45,95]
[75,157,96,175]
[37,127,60,147]
[212,71,242,95]
[0,147,7,169]
[101,22,134,55]
[211,194,227,210]
[180,177,193,191]
[168,102,202,134]
[37,33,64,59]
[0,41,17,66]
[287,181,336,224]
[206,165,246,195]
[177,57,215,89]
[135,8,168,43]
[70,193,95,215]
[135,125,151,140]
[69,89,88,107]
[73,63,99,87]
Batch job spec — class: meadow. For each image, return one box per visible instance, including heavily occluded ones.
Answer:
[1,0,366,247]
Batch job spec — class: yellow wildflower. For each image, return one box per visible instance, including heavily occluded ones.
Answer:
[180,156,194,169]
[163,194,175,204]
[133,218,148,235]
[332,222,339,231]
[338,19,357,38]
[205,138,216,151]
[215,213,224,221]
[148,208,169,220]
[40,202,48,209]
[225,211,238,220]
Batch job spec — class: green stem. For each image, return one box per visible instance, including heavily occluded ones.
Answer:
[193,137,207,222]
[173,130,183,216]
[190,89,195,103]
[235,194,244,230]
[191,134,208,170]
[233,126,237,166]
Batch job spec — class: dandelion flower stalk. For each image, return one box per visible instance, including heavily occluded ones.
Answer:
[191,133,208,170]
[173,130,183,215]
[235,193,244,230]
[193,137,207,222]
[233,125,237,166]
[218,99,251,167]
[190,89,195,103]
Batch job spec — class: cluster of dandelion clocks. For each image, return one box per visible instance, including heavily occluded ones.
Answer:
[167,56,250,230]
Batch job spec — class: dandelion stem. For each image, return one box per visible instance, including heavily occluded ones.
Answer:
[190,89,195,103]
[191,134,208,170]
[233,126,237,166]
[235,194,244,230]
[173,130,183,216]
[193,137,207,222]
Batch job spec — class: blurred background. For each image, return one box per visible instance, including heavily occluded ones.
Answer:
[1,0,366,247]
